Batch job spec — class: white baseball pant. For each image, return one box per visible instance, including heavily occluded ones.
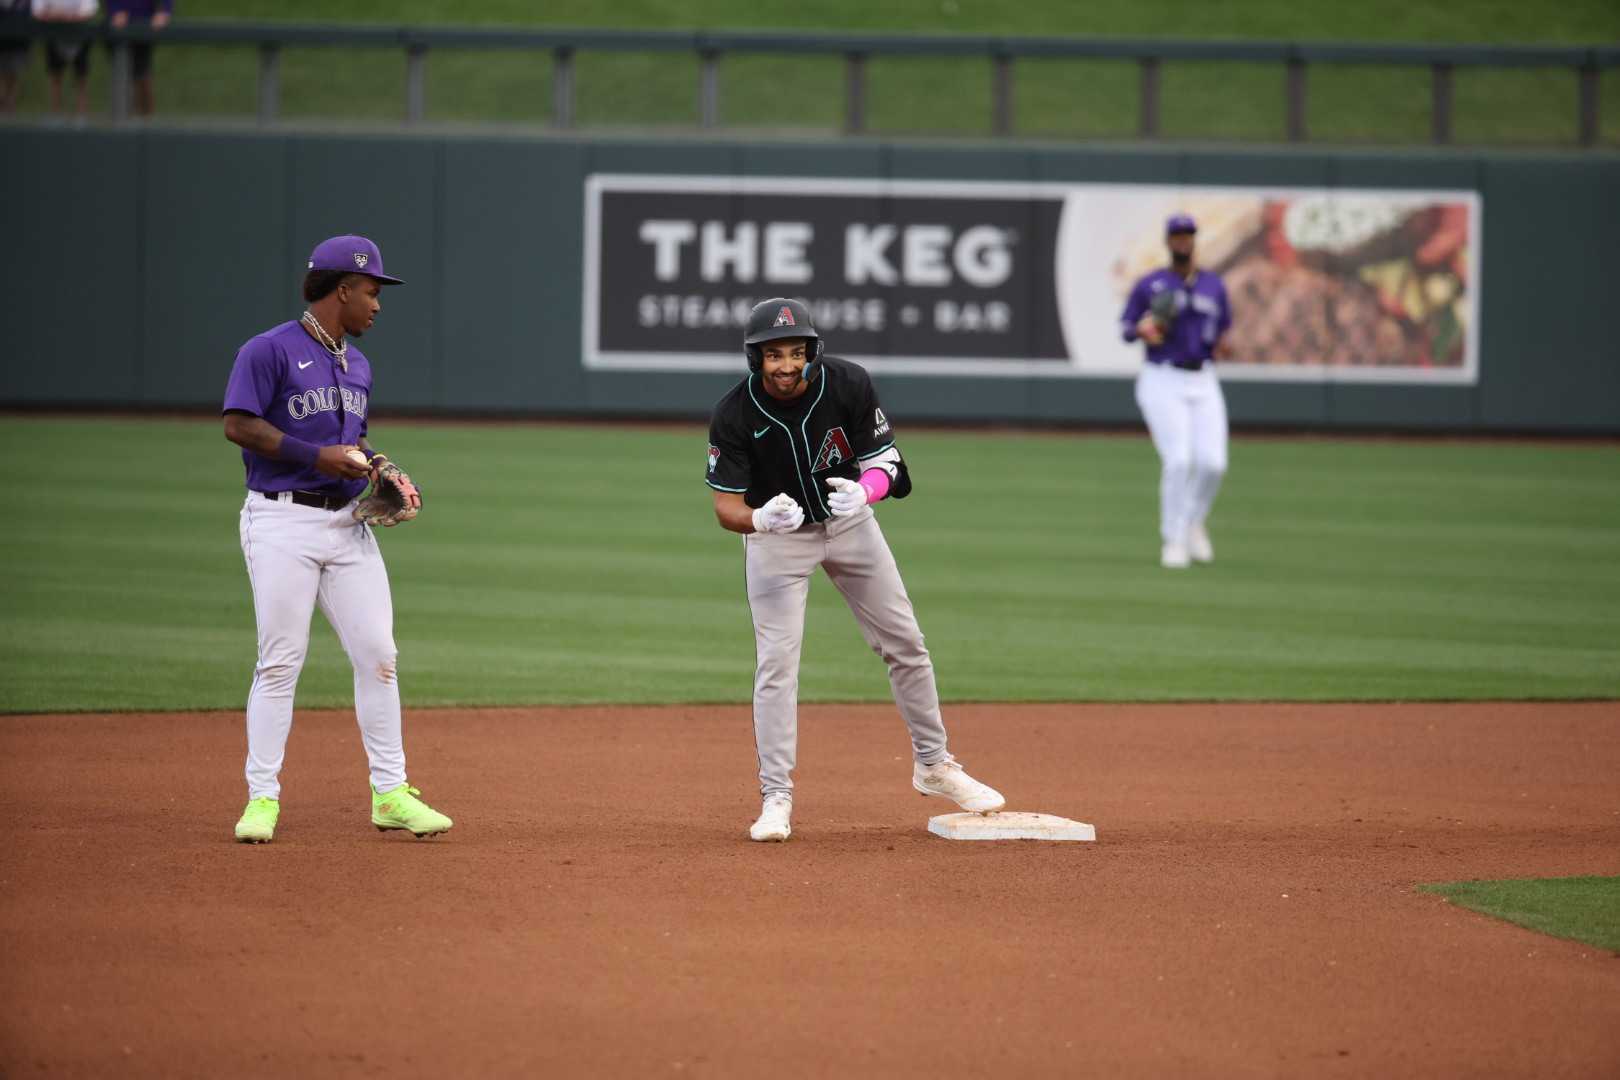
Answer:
[744,506,950,798]
[1134,362,1229,546]
[238,494,407,799]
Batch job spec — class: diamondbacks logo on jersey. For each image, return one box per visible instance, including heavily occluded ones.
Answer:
[813,427,854,471]
[773,306,796,328]
[353,252,370,269]
[707,444,720,473]
[873,408,890,438]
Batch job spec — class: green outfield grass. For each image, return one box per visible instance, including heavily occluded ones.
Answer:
[1423,877,1620,952]
[7,1,1619,145]
[1,416,1616,713]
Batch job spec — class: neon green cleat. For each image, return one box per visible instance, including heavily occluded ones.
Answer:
[371,783,453,838]
[234,797,280,843]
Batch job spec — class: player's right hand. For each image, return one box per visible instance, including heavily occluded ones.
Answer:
[315,443,373,480]
[1136,316,1165,345]
[751,493,804,535]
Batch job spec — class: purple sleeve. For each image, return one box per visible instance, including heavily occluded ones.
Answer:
[1119,278,1149,342]
[221,336,279,417]
[1217,278,1233,337]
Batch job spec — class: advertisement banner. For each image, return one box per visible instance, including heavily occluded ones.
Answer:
[584,175,1481,384]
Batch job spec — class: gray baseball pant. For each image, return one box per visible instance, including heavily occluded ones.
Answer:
[744,506,950,798]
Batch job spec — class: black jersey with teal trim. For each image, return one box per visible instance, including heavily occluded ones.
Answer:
[705,356,911,523]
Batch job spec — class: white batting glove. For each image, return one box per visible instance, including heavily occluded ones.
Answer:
[825,476,868,517]
[751,493,804,534]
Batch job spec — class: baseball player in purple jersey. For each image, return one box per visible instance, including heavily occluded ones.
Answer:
[707,298,1006,842]
[221,235,450,844]
[1120,213,1235,569]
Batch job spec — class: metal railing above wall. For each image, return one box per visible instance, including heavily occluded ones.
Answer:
[20,20,1620,146]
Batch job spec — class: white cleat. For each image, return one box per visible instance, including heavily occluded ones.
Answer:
[1188,524,1214,564]
[1161,542,1191,569]
[913,756,1006,815]
[749,793,792,842]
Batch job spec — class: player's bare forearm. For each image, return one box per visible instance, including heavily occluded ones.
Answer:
[712,490,757,534]
[223,411,287,457]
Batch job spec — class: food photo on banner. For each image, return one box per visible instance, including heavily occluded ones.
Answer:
[583,175,1480,385]
[1057,185,1480,383]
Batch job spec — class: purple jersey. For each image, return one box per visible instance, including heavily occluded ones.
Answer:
[1120,268,1232,368]
[104,0,173,16]
[221,320,372,497]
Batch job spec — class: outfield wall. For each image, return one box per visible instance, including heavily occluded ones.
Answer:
[2,126,1616,432]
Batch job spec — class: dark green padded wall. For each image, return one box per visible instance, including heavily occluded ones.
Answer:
[2,126,1614,433]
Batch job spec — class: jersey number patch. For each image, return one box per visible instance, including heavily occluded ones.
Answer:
[813,427,854,471]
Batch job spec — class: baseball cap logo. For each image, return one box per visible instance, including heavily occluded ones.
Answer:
[353,252,370,269]
[773,306,796,328]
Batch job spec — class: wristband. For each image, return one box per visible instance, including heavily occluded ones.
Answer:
[858,467,892,504]
[279,435,320,467]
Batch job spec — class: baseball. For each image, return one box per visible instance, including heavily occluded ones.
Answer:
[343,447,369,469]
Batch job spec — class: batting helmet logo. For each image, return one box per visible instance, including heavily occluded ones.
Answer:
[773,306,796,328]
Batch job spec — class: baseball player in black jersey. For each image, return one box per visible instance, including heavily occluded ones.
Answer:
[706,297,1006,842]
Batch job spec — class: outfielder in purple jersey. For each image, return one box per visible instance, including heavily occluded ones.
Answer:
[221,234,452,844]
[1119,213,1235,569]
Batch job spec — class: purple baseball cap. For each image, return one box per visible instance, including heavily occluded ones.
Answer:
[1165,213,1198,236]
[306,235,405,285]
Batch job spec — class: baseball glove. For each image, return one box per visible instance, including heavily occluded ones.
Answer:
[1148,289,1179,334]
[353,457,422,527]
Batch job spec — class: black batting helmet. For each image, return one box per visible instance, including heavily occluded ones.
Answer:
[744,297,823,374]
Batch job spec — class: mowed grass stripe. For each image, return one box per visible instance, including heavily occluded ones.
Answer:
[0,416,1616,712]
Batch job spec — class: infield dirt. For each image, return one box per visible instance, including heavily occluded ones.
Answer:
[3,703,1617,1077]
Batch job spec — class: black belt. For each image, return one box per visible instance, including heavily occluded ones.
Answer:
[258,489,352,511]
[1151,357,1206,372]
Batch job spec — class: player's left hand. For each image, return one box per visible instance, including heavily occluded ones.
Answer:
[825,476,868,517]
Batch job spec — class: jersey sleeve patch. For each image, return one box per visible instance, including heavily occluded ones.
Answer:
[843,363,896,460]
[704,414,753,493]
